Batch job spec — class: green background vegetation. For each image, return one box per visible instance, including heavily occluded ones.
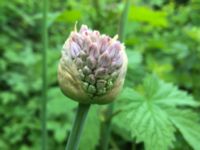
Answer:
[0,0,200,150]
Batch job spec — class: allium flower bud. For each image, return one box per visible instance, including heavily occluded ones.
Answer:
[58,24,127,104]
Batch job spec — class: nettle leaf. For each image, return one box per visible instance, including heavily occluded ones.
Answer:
[166,109,200,150]
[141,75,199,107]
[114,75,200,150]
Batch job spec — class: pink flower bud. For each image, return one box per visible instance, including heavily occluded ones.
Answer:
[69,41,81,58]
[88,43,99,58]
[98,52,111,67]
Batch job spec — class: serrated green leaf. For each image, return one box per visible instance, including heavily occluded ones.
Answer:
[167,109,200,150]
[114,75,200,150]
[115,91,175,150]
[142,75,199,107]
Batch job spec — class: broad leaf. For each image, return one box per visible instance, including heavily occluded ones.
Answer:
[167,109,200,150]
[114,75,200,150]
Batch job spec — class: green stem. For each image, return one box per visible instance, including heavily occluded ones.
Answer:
[41,0,48,149]
[99,0,130,149]
[99,104,113,150]
[118,0,131,41]
[65,103,91,150]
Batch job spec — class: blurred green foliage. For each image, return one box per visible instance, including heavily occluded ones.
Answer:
[0,0,200,150]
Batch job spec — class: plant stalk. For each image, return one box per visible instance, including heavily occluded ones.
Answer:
[41,0,48,149]
[65,103,91,150]
[99,104,114,150]
[118,0,130,41]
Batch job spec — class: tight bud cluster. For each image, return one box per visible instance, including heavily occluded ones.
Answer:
[58,25,127,104]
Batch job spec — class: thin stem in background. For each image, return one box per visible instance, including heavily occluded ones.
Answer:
[42,0,48,149]
[65,103,91,150]
[118,0,131,41]
[99,0,130,149]
[99,104,114,150]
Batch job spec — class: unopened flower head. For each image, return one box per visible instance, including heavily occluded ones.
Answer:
[58,24,127,104]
